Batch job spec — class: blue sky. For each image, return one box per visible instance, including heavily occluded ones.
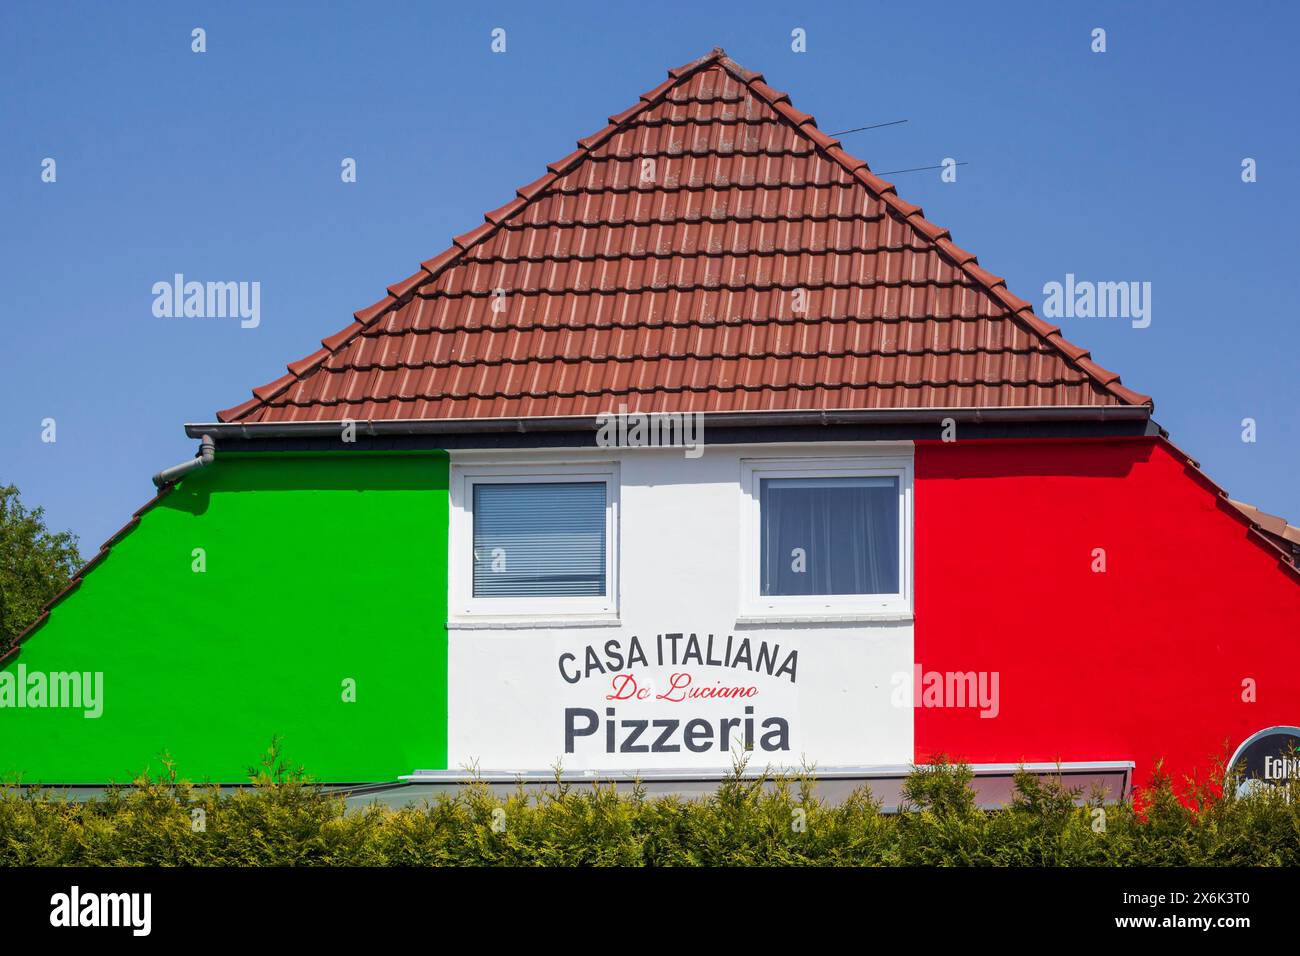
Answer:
[2,0,1297,552]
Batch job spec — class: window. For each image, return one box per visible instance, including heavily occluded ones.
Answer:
[760,476,900,596]
[472,482,606,597]
[741,456,911,618]
[450,464,619,621]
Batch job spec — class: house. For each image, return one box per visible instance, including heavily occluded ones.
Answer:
[3,50,1297,803]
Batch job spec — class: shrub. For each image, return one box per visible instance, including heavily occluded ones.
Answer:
[3,745,1298,866]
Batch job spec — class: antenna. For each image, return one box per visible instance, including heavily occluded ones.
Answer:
[826,119,909,136]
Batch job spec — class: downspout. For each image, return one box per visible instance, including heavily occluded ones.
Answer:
[151,434,216,488]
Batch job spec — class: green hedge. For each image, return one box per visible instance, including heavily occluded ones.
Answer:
[2,747,1297,866]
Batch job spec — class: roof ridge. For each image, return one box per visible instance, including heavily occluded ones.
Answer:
[217,49,732,423]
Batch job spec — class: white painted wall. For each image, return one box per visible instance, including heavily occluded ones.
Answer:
[445,442,914,772]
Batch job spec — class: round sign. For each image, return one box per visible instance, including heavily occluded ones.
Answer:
[1226,725,1300,798]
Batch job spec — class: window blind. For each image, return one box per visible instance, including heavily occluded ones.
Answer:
[472,481,607,598]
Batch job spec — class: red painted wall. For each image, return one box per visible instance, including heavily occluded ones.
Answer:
[913,437,1300,793]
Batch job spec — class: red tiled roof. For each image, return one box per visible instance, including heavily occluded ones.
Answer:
[217,48,1151,424]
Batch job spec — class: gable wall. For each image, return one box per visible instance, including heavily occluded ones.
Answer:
[0,452,450,784]
[914,437,1300,788]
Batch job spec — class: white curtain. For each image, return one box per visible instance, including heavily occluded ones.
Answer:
[761,477,899,596]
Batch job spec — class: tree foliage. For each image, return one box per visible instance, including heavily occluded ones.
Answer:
[0,484,81,651]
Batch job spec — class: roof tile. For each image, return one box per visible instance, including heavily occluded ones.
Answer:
[452,222,496,250]
[354,296,396,324]
[387,270,428,300]
[321,320,365,352]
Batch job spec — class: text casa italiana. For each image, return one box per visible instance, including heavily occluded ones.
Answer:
[558,633,798,757]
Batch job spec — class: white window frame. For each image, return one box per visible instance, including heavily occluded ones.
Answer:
[739,455,913,619]
[449,462,620,624]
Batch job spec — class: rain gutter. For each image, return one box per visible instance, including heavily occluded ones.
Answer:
[184,405,1152,440]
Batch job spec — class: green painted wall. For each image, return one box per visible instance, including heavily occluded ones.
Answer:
[0,451,449,784]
